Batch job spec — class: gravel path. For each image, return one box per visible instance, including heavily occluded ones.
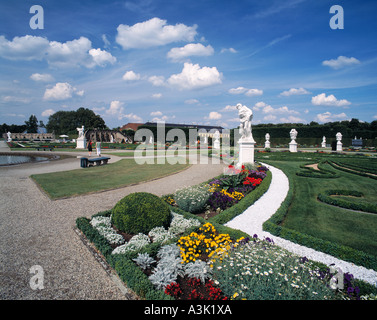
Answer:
[226,163,377,287]
[0,151,225,299]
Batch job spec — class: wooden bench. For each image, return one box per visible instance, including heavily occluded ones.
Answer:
[87,156,110,167]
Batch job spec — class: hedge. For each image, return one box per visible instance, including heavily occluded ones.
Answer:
[262,169,377,272]
[296,161,339,179]
[318,189,377,214]
[328,161,377,180]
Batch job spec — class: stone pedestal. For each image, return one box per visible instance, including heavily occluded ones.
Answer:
[336,141,343,152]
[264,141,270,149]
[76,138,87,149]
[321,142,326,148]
[237,139,255,167]
[289,141,297,153]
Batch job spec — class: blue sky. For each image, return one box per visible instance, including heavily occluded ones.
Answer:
[1,0,376,129]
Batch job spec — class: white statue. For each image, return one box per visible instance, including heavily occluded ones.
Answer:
[321,136,326,148]
[77,125,85,138]
[264,133,271,149]
[336,132,342,141]
[265,133,270,141]
[236,103,253,141]
[213,130,220,149]
[290,128,298,141]
[336,132,343,152]
[7,131,12,142]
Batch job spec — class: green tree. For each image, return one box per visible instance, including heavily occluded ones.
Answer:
[46,107,107,135]
[25,114,39,133]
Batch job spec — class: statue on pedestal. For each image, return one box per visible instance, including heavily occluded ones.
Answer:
[236,103,254,142]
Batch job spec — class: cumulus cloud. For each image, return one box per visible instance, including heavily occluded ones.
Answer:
[41,109,55,117]
[279,87,311,96]
[167,43,214,61]
[221,104,237,112]
[228,87,263,97]
[89,48,116,66]
[30,73,54,82]
[167,62,222,90]
[208,111,222,120]
[311,93,351,107]
[151,93,162,99]
[122,70,141,81]
[315,111,348,123]
[116,17,197,49]
[105,100,143,122]
[322,56,360,69]
[0,35,116,68]
[148,75,165,87]
[43,82,84,101]
[0,35,49,60]
[150,111,163,116]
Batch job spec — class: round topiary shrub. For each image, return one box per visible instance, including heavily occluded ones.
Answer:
[111,192,171,235]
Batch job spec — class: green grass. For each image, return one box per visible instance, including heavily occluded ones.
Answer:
[31,158,190,199]
[256,153,377,258]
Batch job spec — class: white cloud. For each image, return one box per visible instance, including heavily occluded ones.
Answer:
[116,17,197,49]
[2,96,30,103]
[221,104,237,112]
[315,111,348,123]
[208,111,222,120]
[89,48,116,66]
[106,100,125,119]
[228,87,263,97]
[105,100,143,122]
[30,73,54,82]
[151,93,162,99]
[167,62,222,90]
[322,56,360,69]
[184,99,199,104]
[311,93,351,107]
[0,35,49,60]
[43,82,84,101]
[0,35,116,68]
[167,43,214,61]
[122,70,141,81]
[220,48,237,53]
[148,75,165,86]
[253,101,268,111]
[279,87,311,96]
[263,115,277,122]
[150,111,163,116]
[261,104,299,115]
[280,115,305,123]
[41,109,55,117]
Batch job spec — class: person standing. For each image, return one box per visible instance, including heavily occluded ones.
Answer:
[87,139,93,156]
[96,140,101,157]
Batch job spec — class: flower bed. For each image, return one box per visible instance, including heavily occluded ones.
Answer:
[76,204,377,300]
[168,164,270,221]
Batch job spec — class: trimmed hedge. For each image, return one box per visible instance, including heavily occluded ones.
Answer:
[262,166,377,272]
[318,189,377,214]
[296,161,339,179]
[111,192,171,234]
[328,161,377,180]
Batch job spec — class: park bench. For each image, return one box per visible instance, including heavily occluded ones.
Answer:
[80,156,110,168]
[36,146,54,151]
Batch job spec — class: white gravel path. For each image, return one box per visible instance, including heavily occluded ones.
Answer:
[225,163,377,287]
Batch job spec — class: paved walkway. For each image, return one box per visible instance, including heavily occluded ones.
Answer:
[0,150,225,299]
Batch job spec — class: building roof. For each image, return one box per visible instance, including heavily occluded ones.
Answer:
[144,122,225,131]
[119,123,144,131]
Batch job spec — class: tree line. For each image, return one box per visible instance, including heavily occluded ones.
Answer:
[1,108,107,136]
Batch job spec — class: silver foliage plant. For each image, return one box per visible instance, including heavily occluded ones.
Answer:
[184,259,212,282]
[90,216,125,245]
[133,253,156,270]
[173,185,212,213]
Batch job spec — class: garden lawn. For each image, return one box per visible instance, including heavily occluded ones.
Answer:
[260,157,377,257]
[31,158,190,199]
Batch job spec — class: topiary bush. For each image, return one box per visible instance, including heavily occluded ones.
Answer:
[111,192,171,235]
